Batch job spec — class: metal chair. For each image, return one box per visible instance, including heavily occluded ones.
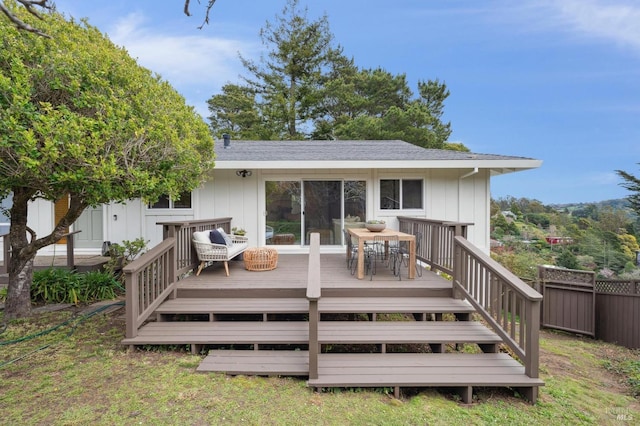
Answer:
[398,231,423,277]
[371,235,400,280]
[344,229,372,276]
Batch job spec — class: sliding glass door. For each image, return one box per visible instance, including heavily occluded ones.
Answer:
[266,180,366,246]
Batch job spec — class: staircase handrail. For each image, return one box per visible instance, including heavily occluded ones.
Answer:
[453,236,542,379]
[123,237,177,339]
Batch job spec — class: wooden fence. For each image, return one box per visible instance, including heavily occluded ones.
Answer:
[537,266,640,349]
[595,279,640,349]
[537,266,595,337]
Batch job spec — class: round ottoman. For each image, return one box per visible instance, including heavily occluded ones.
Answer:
[244,247,278,271]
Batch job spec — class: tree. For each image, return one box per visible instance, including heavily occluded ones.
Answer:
[1,0,217,36]
[208,0,459,148]
[0,6,214,319]
[239,0,337,139]
[207,83,275,139]
[617,164,640,216]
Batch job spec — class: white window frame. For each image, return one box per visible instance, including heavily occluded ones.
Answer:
[379,178,424,210]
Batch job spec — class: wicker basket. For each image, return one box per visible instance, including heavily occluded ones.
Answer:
[244,247,278,271]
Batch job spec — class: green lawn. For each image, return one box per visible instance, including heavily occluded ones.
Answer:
[1,305,638,425]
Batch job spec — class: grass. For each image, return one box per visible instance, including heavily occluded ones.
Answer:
[1,305,638,425]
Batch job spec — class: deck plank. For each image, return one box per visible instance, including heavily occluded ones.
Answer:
[317,321,501,344]
[122,320,499,346]
[197,350,309,376]
[309,353,544,387]
[176,254,454,298]
[156,297,309,314]
[318,297,474,314]
[122,322,308,345]
[154,296,473,316]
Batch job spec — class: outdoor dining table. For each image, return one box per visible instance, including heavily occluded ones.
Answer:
[347,228,417,280]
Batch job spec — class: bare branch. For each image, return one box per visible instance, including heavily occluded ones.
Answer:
[4,1,218,38]
[183,0,217,29]
[0,1,52,38]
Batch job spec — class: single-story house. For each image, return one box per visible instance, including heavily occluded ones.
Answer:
[27,139,541,256]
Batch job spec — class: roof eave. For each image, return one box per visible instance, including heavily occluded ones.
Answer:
[214,159,543,171]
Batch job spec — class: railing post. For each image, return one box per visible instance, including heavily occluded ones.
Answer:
[525,299,540,378]
[66,232,75,270]
[307,233,321,380]
[169,244,177,299]
[1,234,9,274]
[453,239,463,299]
[125,269,139,339]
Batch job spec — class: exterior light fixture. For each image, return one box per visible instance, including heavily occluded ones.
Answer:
[236,169,252,178]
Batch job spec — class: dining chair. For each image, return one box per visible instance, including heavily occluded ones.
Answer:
[398,231,423,277]
[344,229,372,275]
[371,234,400,281]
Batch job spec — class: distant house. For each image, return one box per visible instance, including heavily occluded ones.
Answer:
[501,210,518,222]
[27,139,541,255]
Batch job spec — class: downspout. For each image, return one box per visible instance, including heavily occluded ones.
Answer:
[458,167,479,227]
[460,167,479,179]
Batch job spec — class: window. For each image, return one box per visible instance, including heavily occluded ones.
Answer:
[380,179,423,210]
[149,192,192,209]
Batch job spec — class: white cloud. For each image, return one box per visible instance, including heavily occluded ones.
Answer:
[552,0,640,49]
[517,0,640,52]
[105,13,257,113]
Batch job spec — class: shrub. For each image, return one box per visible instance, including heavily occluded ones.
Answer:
[31,269,123,305]
[32,268,82,304]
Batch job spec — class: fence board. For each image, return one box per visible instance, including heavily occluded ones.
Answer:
[540,268,640,349]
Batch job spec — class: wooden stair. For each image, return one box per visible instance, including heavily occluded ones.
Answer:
[122,283,543,402]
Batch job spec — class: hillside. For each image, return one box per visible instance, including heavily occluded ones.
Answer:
[491,197,639,281]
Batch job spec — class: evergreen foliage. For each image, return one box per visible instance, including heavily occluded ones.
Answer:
[207,0,457,149]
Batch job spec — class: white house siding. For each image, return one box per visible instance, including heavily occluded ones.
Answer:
[200,167,490,253]
[20,168,491,258]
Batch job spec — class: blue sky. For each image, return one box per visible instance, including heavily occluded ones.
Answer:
[52,0,640,205]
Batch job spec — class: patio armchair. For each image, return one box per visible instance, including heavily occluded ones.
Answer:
[192,230,249,277]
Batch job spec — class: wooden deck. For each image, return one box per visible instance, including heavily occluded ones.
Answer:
[175,254,454,298]
[122,253,543,403]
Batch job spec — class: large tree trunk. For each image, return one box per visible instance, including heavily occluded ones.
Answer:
[4,188,37,320]
[5,257,34,319]
[3,189,88,319]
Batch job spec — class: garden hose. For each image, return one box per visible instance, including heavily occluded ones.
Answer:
[0,301,124,368]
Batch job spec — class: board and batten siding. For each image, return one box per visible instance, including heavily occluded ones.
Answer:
[199,167,490,252]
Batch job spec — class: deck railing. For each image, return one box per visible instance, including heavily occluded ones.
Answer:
[306,233,321,380]
[123,237,177,339]
[453,236,542,380]
[398,217,470,275]
[0,230,81,274]
[158,218,232,277]
[122,217,235,338]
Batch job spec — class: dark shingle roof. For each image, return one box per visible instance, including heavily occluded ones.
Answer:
[214,140,534,162]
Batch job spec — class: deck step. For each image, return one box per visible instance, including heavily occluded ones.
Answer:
[154,296,474,318]
[318,297,474,315]
[197,350,309,376]
[318,321,500,346]
[308,352,545,387]
[156,297,309,316]
[122,320,496,348]
[122,321,309,346]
